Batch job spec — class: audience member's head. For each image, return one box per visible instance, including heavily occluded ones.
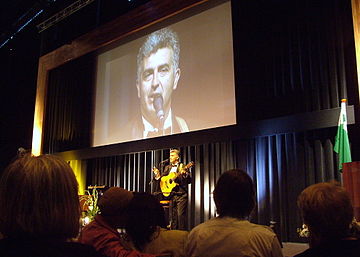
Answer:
[98,187,134,228]
[297,182,354,243]
[125,192,167,251]
[213,169,255,219]
[0,154,80,240]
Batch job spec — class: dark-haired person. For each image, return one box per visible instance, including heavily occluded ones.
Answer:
[294,182,360,257]
[185,169,283,257]
[79,187,155,257]
[126,192,188,257]
[0,154,104,257]
[126,27,189,139]
[152,149,192,230]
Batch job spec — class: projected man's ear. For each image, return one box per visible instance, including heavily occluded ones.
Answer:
[172,67,180,91]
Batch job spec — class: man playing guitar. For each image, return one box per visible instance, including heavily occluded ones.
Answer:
[153,149,192,230]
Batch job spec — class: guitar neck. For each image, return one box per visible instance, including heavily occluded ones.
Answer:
[170,162,193,178]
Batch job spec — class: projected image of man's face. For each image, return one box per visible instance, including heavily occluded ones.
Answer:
[137,47,180,124]
[93,3,235,146]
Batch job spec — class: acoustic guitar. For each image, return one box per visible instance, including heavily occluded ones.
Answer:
[160,161,194,197]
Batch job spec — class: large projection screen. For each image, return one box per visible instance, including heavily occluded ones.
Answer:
[93,1,235,147]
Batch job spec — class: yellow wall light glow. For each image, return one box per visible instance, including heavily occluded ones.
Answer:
[352,0,360,102]
[31,122,42,157]
[68,159,87,195]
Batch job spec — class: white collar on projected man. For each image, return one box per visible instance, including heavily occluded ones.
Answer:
[142,108,173,138]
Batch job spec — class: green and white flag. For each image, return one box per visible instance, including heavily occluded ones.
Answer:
[334,99,352,171]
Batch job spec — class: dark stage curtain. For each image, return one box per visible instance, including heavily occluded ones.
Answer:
[42,54,94,153]
[236,128,341,242]
[235,0,357,121]
[86,128,341,241]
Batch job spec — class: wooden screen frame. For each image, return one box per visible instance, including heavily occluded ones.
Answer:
[352,0,360,102]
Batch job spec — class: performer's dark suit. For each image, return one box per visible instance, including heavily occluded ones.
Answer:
[154,162,191,230]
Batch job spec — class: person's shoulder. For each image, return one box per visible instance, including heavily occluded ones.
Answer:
[196,218,277,240]
[242,220,275,233]
[189,217,220,235]
[79,216,116,243]
[160,228,188,238]
[80,218,102,234]
[244,222,279,240]
[193,216,242,228]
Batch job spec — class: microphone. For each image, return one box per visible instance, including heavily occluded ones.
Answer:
[153,95,164,121]
[160,158,169,164]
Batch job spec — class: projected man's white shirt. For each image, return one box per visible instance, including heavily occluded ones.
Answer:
[142,108,173,138]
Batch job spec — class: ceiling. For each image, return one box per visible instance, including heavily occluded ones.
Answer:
[0,0,149,49]
[0,1,38,32]
[0,0,65,34]
[0,0,78,47]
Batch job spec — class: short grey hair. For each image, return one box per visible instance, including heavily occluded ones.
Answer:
[137,28,180,83]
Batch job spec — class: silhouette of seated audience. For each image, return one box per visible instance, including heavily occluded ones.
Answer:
[294,182,360,257]
[79,187,156,257]
[185,169,284,257]
[125,192,188,257]
[0,153,104,257]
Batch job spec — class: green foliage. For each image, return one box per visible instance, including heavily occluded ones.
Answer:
[297,224,310,238]
[80,187,100,223]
